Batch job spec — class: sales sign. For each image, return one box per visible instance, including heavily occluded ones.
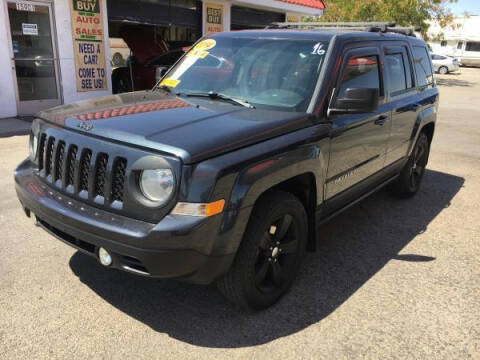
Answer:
[205,2,223,34]
[70,0,107,91]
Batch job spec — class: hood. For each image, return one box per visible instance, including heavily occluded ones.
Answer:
[38,91,315,164]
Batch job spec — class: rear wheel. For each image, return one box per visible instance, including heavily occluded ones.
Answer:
[388,132,430,198]
[217,191,308,311]
[439,66,449,75]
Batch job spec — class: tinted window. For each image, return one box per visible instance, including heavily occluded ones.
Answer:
[338,55,380,98]
[413,46,433,86]
[466,42,480,52]
[148,51,183,66]
[441,41,447,47]
[385,54,407,93]
[457,42,463,50]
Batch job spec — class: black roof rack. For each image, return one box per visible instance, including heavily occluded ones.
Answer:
[266,21,420,37]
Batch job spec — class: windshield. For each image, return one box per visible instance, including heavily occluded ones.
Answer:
[159,36,329,112]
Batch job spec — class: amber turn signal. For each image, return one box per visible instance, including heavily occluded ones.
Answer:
[171,199,225,217]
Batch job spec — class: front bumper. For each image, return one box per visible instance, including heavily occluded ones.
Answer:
[15,160,243,284]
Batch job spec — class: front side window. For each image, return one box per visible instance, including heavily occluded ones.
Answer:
[466,42,480,52]
[413,46,433,87]
[457,42,463,50]
[337,55,380,98]
[161,37,329,112]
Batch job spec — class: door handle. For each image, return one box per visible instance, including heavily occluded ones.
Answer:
[374,115,388,126]
[410,103,420,111]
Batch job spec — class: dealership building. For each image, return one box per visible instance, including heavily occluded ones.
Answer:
[0,0,325,119]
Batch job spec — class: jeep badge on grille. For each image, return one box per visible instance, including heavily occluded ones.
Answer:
[78,121,93,131]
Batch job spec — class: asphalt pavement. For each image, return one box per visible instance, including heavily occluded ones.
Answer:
[0,68,479,359]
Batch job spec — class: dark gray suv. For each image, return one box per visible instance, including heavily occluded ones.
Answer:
[15,23,438,310]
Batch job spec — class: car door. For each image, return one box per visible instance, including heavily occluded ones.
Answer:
[383,43,420,167]
[324,45,391,208]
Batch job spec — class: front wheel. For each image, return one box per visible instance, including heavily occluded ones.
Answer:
[217,191,308,311]
[388,132,430,198]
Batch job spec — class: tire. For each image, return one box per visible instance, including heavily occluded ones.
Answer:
[111,52,124,67]
[217,190,308,311]
[439,66,448,75]
[387,132,430,198]
[112,72,132,94]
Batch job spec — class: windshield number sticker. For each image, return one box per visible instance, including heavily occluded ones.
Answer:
[160,78,180,88]
[186,49,209,59]
[312,42,326,55]
[194,39,216,51]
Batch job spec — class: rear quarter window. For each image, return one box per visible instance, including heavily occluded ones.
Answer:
[412,46,433,87]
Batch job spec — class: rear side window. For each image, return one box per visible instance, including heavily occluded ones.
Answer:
[466,42,480,52]
[385,54,407,93]
[338,55,380,98]
[413,46,433,87]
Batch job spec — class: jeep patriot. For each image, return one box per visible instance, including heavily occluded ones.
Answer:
[15,23,438,310]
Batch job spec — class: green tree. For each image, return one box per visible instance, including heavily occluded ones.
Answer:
[314,0,457,38]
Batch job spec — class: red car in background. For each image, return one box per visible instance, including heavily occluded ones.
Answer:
[111,27,190,93]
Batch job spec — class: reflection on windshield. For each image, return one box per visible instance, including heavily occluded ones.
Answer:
[160,37,329,112]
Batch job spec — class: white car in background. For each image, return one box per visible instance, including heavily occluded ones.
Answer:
[431,53,460,74]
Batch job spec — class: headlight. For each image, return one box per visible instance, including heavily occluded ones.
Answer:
[139,168,174,204]
[29,132,38,160]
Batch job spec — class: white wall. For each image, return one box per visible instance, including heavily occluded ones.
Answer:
[0,0,112,118]
[0,1,18,118]
[428,15,480,41]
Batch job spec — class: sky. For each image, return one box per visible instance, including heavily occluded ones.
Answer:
[446,0,480,15]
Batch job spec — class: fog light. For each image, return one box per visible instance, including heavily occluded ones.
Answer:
[98,247,112,266]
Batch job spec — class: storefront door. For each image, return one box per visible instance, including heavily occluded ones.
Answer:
[6,1,61,115]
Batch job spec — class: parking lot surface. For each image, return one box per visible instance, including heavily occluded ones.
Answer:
[0,68,479,359]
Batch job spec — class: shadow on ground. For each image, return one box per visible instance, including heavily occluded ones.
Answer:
[436,77,473,87]
[69,169,464,348]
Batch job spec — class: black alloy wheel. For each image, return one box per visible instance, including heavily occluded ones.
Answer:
[254,213,300,292]
[388,132,430,198]
[217,191,308,311]
[409,135,428,190]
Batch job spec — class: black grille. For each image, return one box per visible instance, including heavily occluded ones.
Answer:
[79,150,92,192]
[111,158,127,202]
[54,142,65,182]
[66,145,77,187]
[45,137,55,177]
[94,153,108,197]
[36,133,127,207]
[38,134,47,170]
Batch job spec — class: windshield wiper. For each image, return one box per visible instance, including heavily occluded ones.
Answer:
[181,91,255,109]
[153,84,172,93]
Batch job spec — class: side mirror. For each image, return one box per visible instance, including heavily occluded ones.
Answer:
[155,66,169,82]
[331,88,379,114]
